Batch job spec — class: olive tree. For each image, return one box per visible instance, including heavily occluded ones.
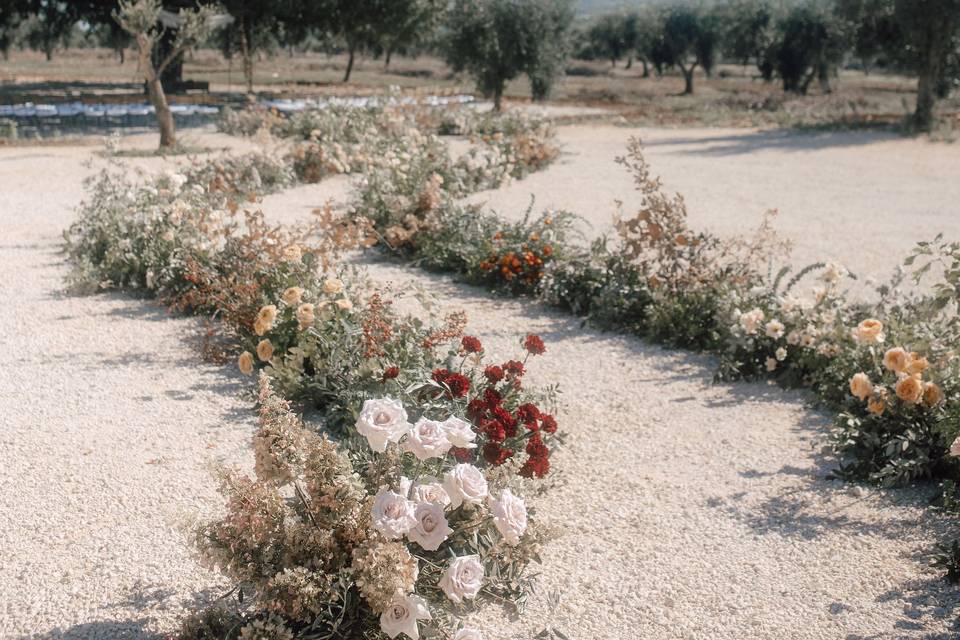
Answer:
[774,3,849,94]
[719,0,779,81]
[894,0,960,131]
[444,0,574,111]
[659,5,718,94]
[115,0,227,148]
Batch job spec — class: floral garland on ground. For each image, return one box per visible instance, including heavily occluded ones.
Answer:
[64,125,565,637]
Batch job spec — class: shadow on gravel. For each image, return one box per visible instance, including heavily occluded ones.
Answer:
[24,619,161,640]
[641,129,898,156]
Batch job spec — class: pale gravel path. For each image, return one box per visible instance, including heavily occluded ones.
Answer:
[0,132,260,638]
[2,125,959,639]
[464,125,960,284]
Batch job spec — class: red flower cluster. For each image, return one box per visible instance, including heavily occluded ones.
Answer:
[461,335,483,354]
[432,368,471,398]
[524,334,546,355]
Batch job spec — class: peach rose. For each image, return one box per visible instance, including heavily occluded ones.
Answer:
[254,305,278,336]
[923,382,944,407]
[335,298,353,311]
[322,278,344,295]
[905,354,929,376]
[853,319,884,344]
[867,393,886,416]
[256,339,274,362]
[882,347,911,374]
[895,375,923,404]
[238,351,254,375]
[849,372,873,401]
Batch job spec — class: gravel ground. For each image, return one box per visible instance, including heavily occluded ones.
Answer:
[2,125,959,639]
[464,125,960,286]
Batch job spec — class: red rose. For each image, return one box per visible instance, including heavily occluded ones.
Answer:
[483,443,514,466]
[483,388,503,408]
[432,368,451,383]
[481,419,506,443]
[523,334,546,355]
[525,434,550,458]
[540,413,558,434]
[451,446,474,462]
[519,456,550,478]
[467,398,487,417]
[461,336,483,354]
[382,366,400,381]
[445,373,470,398]
[484,365,504,383]
[503,360,525,377]
[516,403,540,424]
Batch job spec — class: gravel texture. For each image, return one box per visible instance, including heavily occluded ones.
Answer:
[2,125,959,639]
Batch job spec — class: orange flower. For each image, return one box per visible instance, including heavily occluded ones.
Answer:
[849,373,873,401]
[882,347,911,374]
[867,393,886,416]
[238,351,254,375]
[905,353,929,376]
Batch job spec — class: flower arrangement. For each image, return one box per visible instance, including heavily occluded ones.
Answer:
[184,374,552,640]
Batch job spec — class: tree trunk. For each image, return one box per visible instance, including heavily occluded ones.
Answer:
[118,47,125,64]
[610,57,616,67]
[817,62,832,94]
[239,18,254,94]
[493,84,503,112]
[626,56,633,70]
[139,42,176,149]
[914,64,938,132]
[343,43,356,82]
[682,67,694,94]
[385,48,392,69]
[641,58,649,78]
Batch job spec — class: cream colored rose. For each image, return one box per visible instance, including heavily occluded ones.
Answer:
[895,375,923,404]
[853,319,884,344]
[775,347,787,361]
[765,357,777,372]
[883,347,911,373]
[786,330,801,346]
[296,303,315,330]
[335,298,353,311]
[282,244,302,263]
[357,398,411,452]
[403,418,453,461]
[442,417,477,449]
[407,501,453,551]
[923,382,944,407]
[371,486,416,539]
[256,339,274,362]
[488,488,527,545]
[765,319,785,340]
[282,286,303,306]
[379,594,431,640]
[322,278,344,295]
[439,555,484,603]
[443,464,488,509]
[849,372,873,401]
[238,351,254,375]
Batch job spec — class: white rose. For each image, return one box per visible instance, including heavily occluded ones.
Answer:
[764,319,785,340]
[371,487,417,540]
[439,555,484,603]
[407,501,453,551]
[442,416,477,449]
[775,347,787,361]
[765,357,777,372]
[380,594,431,640]
[443,464,488,509]
[410,477,451,508]
[403,418,453,461]
[738,308,765,335]
[488,488,527,545]
[357,398,411,452]
[454,629,483,640]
